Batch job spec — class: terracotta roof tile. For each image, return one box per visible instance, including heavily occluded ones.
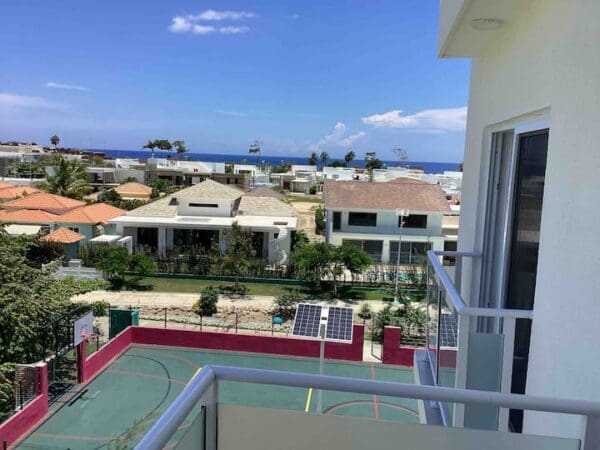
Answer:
[40,227,85,244]
[1,192,84,211]
[0,209,59,224]
[57,203,126,224]
[323,180,451,212]
[0,186,40,200]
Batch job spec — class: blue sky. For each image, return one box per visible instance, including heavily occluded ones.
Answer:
[0,1,470,162]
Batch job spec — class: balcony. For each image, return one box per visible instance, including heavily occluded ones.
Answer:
[134,365,600,450]
[424,249,536,430]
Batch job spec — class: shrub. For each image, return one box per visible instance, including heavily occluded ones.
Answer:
[218,283,248,297]
[309,184,317,195]
[193,286,219,317]
[273,288,306,321]
[357,303,373,321]
[314,206,325,234]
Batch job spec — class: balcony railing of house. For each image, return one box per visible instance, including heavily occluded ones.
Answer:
[425,249,534,431]
[135,365,600,450]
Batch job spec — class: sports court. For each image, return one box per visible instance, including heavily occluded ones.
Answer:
[17,344,417,449]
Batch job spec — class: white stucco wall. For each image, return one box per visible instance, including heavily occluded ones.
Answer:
[456,0,600,439]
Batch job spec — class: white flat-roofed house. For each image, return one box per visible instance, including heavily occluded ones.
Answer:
[109,179,297,264]
[323,179,451,264]
[413,0,600,443]
[322,166,358,181]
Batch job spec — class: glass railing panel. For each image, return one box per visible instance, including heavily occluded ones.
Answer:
[438,289,459,423]
[426,265,439,381]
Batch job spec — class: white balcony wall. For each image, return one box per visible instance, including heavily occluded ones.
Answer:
[455,0,600,440]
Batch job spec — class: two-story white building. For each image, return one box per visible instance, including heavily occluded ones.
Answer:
[109,179,297,264]
[323,179,451,263]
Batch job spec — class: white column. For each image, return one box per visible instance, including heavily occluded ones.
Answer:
[381,239,391,264]
[325,210,333,243]
[158,227,167,256]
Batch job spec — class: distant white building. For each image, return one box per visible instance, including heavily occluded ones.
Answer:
[323,179,452,263]
[110,179,297,264]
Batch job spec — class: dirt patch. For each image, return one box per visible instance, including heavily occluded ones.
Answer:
[290,201,324,242]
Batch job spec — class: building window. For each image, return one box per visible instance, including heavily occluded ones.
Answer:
[390,241,431,264]
[189,203,218,208]
[443,241,457,266]
[342,239,382,262]
[401,214,428,229]
[137,227,158,250]
[348,212,377,227]
[332,212,341,231]
[68,227,79,233]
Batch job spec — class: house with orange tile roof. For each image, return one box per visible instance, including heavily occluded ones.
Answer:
[0,192,84,215]
[39,227,86,259]
[0,186,40,201]
[55,203,126,239]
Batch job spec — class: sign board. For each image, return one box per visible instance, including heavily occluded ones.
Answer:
[73,311,94,346]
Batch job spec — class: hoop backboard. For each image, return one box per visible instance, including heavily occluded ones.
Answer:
[73,311,94,346]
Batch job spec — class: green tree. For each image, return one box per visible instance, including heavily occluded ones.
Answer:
[50,134,60,149]
[307,152,318,166]
[193,286,219,318]
[143,140,157,157]
[344,150,355,166]
[364,151,384,171]
[156,139,172,153]
[94,247,155,288]
[172,140,187,158]
[248,140,261,163]
[314,206,325,234]
[357,303,373,322]
[320,151,329,166]
[37,157,92,199]
[221,223,256,290]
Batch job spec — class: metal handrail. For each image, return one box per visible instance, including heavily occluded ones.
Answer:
[135,365,600,450]
[426,250,533,320]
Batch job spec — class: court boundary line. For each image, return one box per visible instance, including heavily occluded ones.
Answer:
[305,388,313,412]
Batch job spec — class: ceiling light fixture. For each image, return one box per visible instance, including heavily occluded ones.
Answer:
[470,17,505,31]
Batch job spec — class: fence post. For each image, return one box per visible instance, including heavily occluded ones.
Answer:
[235,310,239,334]
[164,308,167,329]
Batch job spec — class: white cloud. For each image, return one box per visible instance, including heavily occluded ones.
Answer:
[311,122,366,150]
[0,93,65,111]
[169,9,255,35]
[219,26,249,35]
[361,107,467,132]
[45,81,89,91]
[188,10,255,21]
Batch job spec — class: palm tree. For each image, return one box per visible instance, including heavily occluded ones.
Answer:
[37,157,92,199]
[320,151,329,167]
[344,150,355,167]
[50,135,60,150]
[173,140,188,159]
[308,152,318,166]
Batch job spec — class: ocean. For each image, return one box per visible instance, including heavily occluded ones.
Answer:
[97,149,460,174]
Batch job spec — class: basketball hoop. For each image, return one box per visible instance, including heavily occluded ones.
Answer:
[80,331,98,343]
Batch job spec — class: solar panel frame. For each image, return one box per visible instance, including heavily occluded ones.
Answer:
[324,306,353,343]
[291,304,323,339]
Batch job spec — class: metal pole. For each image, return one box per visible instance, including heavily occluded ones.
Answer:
[164,308,167,329]
[394,216,404,303]
[317,323,326,414]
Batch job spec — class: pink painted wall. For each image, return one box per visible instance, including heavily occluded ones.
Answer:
[131,325,365,362]
[79,327,133,383]
[0,364,48,448]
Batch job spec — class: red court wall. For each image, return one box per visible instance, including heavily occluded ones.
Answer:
[382,326,418,366]
[131,325,365,362]
[79,327,133,383]
[0,364,48,447]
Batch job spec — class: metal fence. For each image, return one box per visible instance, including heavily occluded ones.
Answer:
[14,365,37,412]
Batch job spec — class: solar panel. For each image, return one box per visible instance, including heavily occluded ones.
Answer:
[325,306,353,342]
[292,304,323,338]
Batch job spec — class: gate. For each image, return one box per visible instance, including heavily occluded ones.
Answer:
[370,319,383,360]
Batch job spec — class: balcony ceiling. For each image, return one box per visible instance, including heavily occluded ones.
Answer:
[439,0,522,58]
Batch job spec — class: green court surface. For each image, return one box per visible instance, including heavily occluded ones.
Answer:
[17,345,417,449]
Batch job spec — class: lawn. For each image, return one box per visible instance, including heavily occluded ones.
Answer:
[125,276,385,300]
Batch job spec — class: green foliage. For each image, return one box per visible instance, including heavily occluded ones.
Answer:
[149,178,176,198]
[221,223,256,287]
[291,242,372,295]
[309,184,318,195]
[364,151,384,171]
[0,363,15,423]
[314,206,325,234]
[172,140,187,158]
[218,283,248,297]
[96,189,145,211]
[344,150,355,166]
[291,229,309,251]
[320,151,329,166]
[357,303,373,321]
[50,134,60,147]
[26,240,65,267]
[307,152,318,166]
[273,288,306,320]
[372,303,426,343]
[93,247,155,287]
[193,286,219,317]
[37,157,92,199]
[271,163,292,174]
